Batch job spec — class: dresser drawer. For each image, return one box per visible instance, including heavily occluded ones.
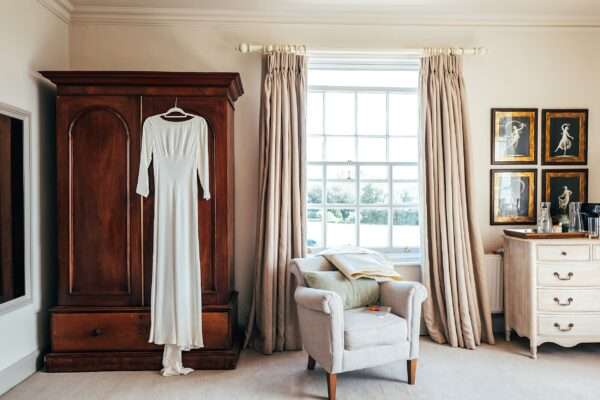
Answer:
[538,264,600,287]
[52,311,231,352]
[593,245,600,260]
[537,245,590,262]
[538,289,600,312]
[539,315,600,336]
[537,264,600,287]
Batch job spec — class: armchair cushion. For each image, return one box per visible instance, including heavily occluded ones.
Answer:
[303,271,379,309]
[343,308,407,350]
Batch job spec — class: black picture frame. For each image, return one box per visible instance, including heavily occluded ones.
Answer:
[541,109,588,165]
[491,108,538,165]
[490,169,537,225]
[541,169,588,219]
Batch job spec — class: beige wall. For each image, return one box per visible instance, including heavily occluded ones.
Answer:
[0,0,69,393]
[69,21,600,325]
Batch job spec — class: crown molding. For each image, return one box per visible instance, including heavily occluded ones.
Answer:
[38,0,74,23]
[43,3,600,28]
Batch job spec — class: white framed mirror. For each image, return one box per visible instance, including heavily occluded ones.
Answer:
[0,102,32,314]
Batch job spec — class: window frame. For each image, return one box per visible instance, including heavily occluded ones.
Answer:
[306,60,421,259]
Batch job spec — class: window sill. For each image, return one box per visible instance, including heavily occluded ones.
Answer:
[384,253,421,266]
[392,261,421,268]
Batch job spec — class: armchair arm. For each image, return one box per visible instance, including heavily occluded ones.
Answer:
[294,287,341,314]
[294,287,345,373]
[380,281,428,359]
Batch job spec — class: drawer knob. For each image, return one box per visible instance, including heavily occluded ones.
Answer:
[553,272,574,281]
[553,297,574,306]
[91,328,104,337]
[553,322,574,332]
[561,251,568,256]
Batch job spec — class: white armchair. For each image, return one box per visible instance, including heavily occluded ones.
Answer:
[291,256,427,400]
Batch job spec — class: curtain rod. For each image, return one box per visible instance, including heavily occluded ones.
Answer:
[236,43,487,56]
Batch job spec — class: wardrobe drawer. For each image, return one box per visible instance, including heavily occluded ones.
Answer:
[52,311,232,352]
[538,289,600,312]
[539,315,600,336]
[537,245,590,262]
[52,312,159,352]
[537,264,600,287]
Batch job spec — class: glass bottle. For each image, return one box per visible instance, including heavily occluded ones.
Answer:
[569,202,583,232]
[588,216,600,239]
[538,202,552,233]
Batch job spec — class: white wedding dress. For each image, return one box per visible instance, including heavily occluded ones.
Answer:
[136,114,210,376]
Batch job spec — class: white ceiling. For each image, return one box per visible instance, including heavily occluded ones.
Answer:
[68,0,600,19]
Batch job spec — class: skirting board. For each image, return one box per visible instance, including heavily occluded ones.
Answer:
[0,349,40,396]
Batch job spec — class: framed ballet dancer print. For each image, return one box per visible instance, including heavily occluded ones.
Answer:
[491,108,538,165]
[542,169,588,219]
[541,109,588,165]
[490,169,537,225]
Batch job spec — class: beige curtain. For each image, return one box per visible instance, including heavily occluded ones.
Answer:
[245,51,307,354]
[419,53,495,349]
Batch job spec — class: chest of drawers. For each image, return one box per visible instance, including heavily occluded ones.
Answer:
[504,236,600,358]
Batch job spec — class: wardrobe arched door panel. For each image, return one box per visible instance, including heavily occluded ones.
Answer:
[56,96,142,306]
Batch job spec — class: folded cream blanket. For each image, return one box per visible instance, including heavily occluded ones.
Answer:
[318,247,401,282]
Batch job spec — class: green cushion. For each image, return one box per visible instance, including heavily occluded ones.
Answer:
[303,271,379,310]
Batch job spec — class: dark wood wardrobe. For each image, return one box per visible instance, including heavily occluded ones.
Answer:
[40,71,243,372]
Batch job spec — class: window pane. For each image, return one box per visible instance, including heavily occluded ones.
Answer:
[360,166,388,180]
[325,92,355,135]
[389,137,418,162]
[360,209,389,248]
[307,208,323,248]
[307,181,323,204]
[357,93,386,135]
[307,136,323,161]
[393,165,419,180]
[327,208,356,246]
[393,182,419,205]
[326,137,356,161]
[392,208,420,248]
[327,181,356,204]
[307,165,323,180]
[308,92,323,135]
[309,69,419,89]
[327,165,355,180]
[360,182,389,205]
[389,93,418,136]
[357,137,386,161]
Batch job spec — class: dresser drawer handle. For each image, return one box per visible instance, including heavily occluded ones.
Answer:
[91,328,104,337]
[553,297,573,306]
[553,322,574,332]
[553,272,574,281]
[561,251,568,256]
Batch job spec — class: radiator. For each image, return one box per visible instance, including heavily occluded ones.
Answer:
[484,253,503,314]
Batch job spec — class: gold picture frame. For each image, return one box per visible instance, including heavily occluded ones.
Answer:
[490,169,537,225]
[542,109,588,165]
[491,108,537,165]
[542,169,588,218]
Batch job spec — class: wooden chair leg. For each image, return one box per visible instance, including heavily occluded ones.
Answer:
[326,373,337,400]
[407,359,417,385]
[307,355,316,370]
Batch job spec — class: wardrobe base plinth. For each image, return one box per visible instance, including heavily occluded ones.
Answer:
[45,337,241,372]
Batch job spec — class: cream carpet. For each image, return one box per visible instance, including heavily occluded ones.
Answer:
[3,337,600,400]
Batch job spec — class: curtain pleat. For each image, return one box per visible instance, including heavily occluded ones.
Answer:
[245,51,307,354]
[419,53,495,349]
